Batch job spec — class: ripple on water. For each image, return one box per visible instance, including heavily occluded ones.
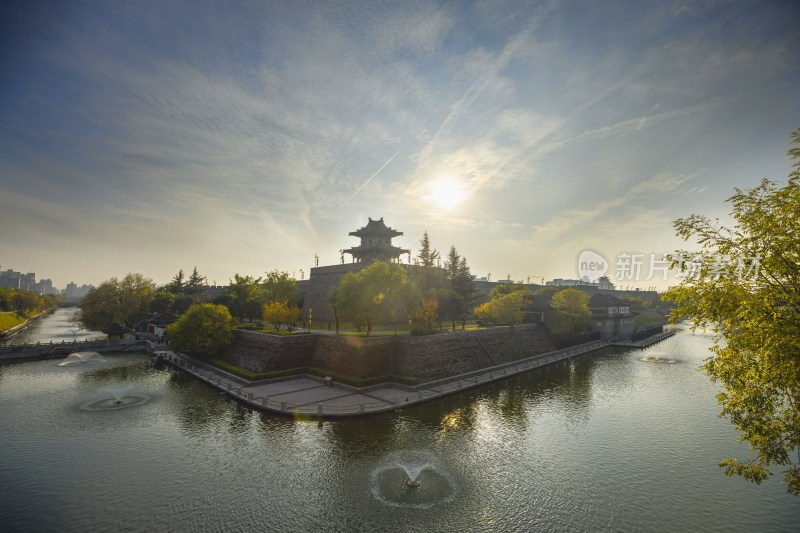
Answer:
[370,450,458,510]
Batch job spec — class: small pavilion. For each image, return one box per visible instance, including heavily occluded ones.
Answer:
[343,217,409,263]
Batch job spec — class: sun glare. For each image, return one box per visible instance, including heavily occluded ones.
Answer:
[427,177,465,210]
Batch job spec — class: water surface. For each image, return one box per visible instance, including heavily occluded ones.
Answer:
[1,307,104,345]
[1,321,797,532]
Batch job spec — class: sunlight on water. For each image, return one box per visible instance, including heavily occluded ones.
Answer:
[0,314,798,532]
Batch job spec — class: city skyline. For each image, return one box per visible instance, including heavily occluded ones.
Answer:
[2,0,798,290]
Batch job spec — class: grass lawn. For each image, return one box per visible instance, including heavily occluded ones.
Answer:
[0,312,25,333]
[203,357,418,387]
[634,314,669,326]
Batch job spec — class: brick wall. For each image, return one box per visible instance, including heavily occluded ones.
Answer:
[222,324,555,382]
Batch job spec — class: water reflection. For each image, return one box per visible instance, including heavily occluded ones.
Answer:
[2,329,799,532]
[1,307,104,345]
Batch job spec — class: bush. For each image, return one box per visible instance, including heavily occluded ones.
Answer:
[167,304,235,358]
[410,324,437,336]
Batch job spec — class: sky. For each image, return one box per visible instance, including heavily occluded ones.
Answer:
[1,0,798,291]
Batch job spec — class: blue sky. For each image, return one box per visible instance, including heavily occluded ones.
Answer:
[1,0,798,290]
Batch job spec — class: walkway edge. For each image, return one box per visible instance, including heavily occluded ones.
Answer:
[158,332,675,418]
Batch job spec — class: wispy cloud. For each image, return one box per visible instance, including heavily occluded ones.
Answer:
[1,0,797,287]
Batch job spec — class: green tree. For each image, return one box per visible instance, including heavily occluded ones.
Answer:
[474,291,525,328]
[664,128,800,495]
[11,290,40,316]
[172,294,207,315]
[335,261,416,335]
[417,230,440,267]
[220,274,263,321]
[534,286,565,300]
[150,291,175,314]
[490,280,530,300]
[262,270,301,306]
[550,288,591,337]
[165,269,185,295]
[184,267,207,296]
[0,286,12,311]
[166,303,235,358]
[445,246,477,328]
[326,286,343,334]
[78,273,155,330]
[435,288,463,331]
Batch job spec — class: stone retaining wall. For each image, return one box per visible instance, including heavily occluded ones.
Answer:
[222,324,555,382]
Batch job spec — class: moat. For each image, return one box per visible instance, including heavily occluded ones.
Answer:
[1,310,798,531]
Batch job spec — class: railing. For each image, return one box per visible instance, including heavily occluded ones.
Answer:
[158,338,614,416]
[0,338,121,354]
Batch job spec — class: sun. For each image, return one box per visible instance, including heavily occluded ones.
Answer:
[427,177,466,210]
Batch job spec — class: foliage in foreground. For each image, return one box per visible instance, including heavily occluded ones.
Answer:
[664,127,800,496]
[167,304,235,358]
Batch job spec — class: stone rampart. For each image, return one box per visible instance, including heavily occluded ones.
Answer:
[219,330,317,371]
[222,324,555,382]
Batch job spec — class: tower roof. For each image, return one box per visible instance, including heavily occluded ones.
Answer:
[349,217,403,239]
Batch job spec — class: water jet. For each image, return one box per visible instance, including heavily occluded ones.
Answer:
[79,384,151,411]
[59,351,105,366]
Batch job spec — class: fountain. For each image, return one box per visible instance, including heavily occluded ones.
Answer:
[370,450,457,509]
[79,384,151,411]
[58,351,105,366]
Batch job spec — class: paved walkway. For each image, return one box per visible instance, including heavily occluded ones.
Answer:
[156,338,615,417]
[609,329,675,348]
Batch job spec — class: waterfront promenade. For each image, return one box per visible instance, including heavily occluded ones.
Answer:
[157,331,674,417]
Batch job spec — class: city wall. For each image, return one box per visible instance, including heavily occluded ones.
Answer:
[220,324,555,382]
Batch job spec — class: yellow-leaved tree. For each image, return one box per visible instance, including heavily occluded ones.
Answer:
[664,127,800,496]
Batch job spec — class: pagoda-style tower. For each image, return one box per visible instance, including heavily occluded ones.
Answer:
[343,217,410,263]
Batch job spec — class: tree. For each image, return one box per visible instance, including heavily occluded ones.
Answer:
[150,291,175,314]
[166,303,235,358]
[444,246,477,328]
[172,294,207,315]
[262,270,301,306]
[165,269,185,295]
[474,291,525,328]
[184,267,207,296]
[413,297,439,330]
[263,300,301,331]
[11,290,40,316]
[326,286,343,334]
[0,286,13,311]
[335,261,416,335]
[490,280,530,299]
[435,288,463,331]
[220,274,263,321]
[664,127,800,495]
[77,273,155,331]
[534,286,565,300]
[417,230,439,267]
[550,288,591,337]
